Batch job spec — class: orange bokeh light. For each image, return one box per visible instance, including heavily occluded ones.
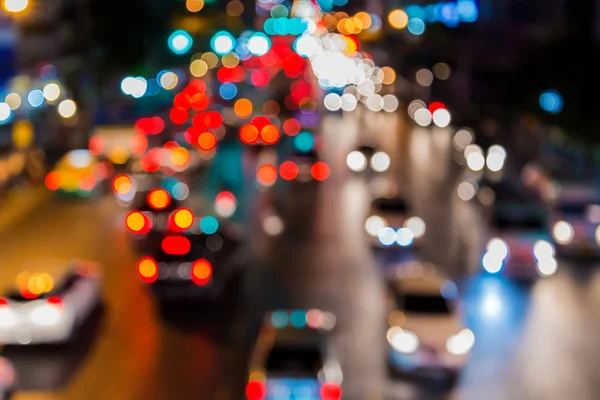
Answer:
[147,189,171,210]
[257,164,278,185]
[234,98,253,118]
[240,124,259,144]
[311,162,330,181]
[192,259,212,286]
[112,174,132,194]
[260,125,280,144]
[198,132,217,151]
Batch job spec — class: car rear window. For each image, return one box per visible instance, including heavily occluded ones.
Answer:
[492,214,545,230]
[559,203,590,216]
[374,198,408,213]
[399,294,451,314]
[266,345,323,377]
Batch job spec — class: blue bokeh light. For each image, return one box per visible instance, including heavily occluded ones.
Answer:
[271,310,289,328]
[539,90,563,114]
[27,89,45,108]
[219,83,238,100]
[290,310,307,328]
[407,18,426,35]
[200,216,219,234]
[294,132,314,153]
[168,30,193,55]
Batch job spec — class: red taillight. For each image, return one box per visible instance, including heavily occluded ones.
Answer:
[161,236,191,255]
[126,211,151,234]
[112,174,132,195]
[245,380,266,400]
[47,296,63,309]
[191,259,212,286]
[320,383,342,400]
[0,298,8,307]
[137,257,158,283]
[170,208,194,231]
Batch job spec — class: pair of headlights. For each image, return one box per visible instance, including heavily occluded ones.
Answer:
[386,326,475,356]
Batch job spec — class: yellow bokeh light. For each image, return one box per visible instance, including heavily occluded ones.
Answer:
[107,146,130,165]
[354,12,372,29]
[5,93,21,110]
[174,209,194,229]
[3,0,28,13]
[351,17,363,34]
[58,99,77,118]
[12,120,33,149]
[16,271,30,289]
[186,0,204,12]
[388,9,408,29]
[201,52,219,69]
[126,212,146,232]
[381,66,397,85]
[43,83,61,102]
[222,53,240,68]
[190,60,208,77]
[138,259,157,278]
[159,71,178,90]
[170,147,189,167]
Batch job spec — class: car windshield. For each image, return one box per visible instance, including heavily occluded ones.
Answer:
[374,198,408,213]
[400,294,451,314]
[266,345,323,377]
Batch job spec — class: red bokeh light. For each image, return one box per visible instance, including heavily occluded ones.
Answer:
[45,171,61,191]
[161,236,191,255]
[260,125,280,144]
[251,70,270,87]
[170,107,188,125]
[140,148,162,172]
[88,136,104,156]
[206,111,223,129]
[174,93,192,110]
[137,257,158,283]
[147,189,171,210]
[245,380,267,400]
[191,93,209,111]
[283,118,301,136]
[257,164,277,185]
[217,66,246,83]
[311,162,330,181]
[279,161,298,180]
[283,53,305,78]
[251,116,271,131]
[320,383,342,400]
[130,135,148,155]
[428,101,446,113]
[191,259,212,286]
[240,124,259,144]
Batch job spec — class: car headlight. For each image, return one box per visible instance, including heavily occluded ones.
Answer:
[552,221,574,245]
[482,252,503,273]
[404,216,426,239]
[486,238,508,259]
[387,326,419,354]
[533,240,555,261]
[365,215,387,237]
[446,329,475,355]
[346,151,367,172]
[30,305,63,326]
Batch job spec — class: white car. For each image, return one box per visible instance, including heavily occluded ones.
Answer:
[346,145,391,173]
[365,196,426,248]
[385,266,473,379]
[0,358,15,400]
[246,309,342,400]
[0,260,101,345]
[482,207,557,278]
[550,188,600,258]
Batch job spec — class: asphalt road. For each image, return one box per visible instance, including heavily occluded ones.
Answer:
[1,109,599,400]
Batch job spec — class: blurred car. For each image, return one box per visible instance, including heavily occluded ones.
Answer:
[365,196,426,248]
[246,309,342,400]
[0,260,102,345]
[550,186,600,258]
[346,145,391,174]
[385,269,473,379]
[0,357,15,400]
[482,193,556,278]
[45,150,103,197]
[136,221,242,302]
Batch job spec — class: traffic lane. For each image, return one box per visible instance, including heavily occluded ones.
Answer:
[0,195,235,400]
